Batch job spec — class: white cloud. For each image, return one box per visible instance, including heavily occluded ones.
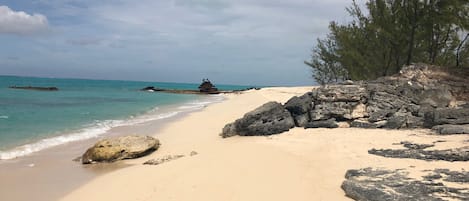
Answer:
[0,5,48,35]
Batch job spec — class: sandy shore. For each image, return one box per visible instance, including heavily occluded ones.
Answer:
[59,87,468,201]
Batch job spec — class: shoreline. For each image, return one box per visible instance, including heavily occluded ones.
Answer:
[0,94,224,201]
[60,86,467,201]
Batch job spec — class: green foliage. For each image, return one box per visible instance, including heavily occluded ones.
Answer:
[306,0,469,84]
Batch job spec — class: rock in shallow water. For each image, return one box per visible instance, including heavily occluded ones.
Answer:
[82,135,160,164]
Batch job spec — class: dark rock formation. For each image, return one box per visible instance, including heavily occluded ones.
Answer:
[284,92,313,127]
[432,124,469,134]
[9,86,59,91]
[368,146,469,162]
[198,79,218,93]
[304,118,339,128]
[82,135,160,164]
[342,168,469,201]
[424,108,469,128]
[221,102,295,137]
[400,141,434,149]
[221,64,469,136]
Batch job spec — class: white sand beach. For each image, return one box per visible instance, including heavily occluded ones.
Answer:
[60,87,468,201]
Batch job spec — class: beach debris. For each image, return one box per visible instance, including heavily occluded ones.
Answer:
[27,163,35,167]
[189,151,198,156]
[221,101,295,138]
[81,135,160,164]
[143,154,185,165]
[72,156,82,162]
[368,146,469,162]
[342,168,469,201]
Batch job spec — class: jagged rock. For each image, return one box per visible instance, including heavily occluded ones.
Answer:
[350,119,378,128]
[304,118,338,129]
[82,135,160,164]
[432,124,469,134]
[419,88,453,108]
[342,168,469,201]
[400,141,434,149]
[314,85,367,102]
[284,92,313,127]
[311,102,363,120]
[383,112,408,129]
[221,102,295,137]
[368,146,469,162]
[424,108,469,128]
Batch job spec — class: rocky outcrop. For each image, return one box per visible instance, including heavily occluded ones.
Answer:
[82,135,160,164]
[221,102,295,137]
[342,168,469,201]
[432,124,469,134]
[368,146,469,162]
[221,64,469,137]
[424,108,469,128]
[284,92,313,127]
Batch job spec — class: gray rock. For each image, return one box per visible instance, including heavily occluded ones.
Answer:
[368,146,469,162]
[304,118,339,129]
[82,135,160,164]
[314,85,367,102]
[311,102,361,120]
[350,119,378,128]
[419,88,453,108]
[424,108,469,128]
[432,124,469,134]
[284,92,313,127]
[400,141,434,150]
[221,101,295,137]
[383,112,408,129]
[342,168,469,201]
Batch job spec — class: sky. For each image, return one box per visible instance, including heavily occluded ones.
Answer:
[0,0,353,86]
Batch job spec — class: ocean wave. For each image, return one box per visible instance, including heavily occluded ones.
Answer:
[0,96,225,160]
[0,120,120,160]
[0,115,8,119]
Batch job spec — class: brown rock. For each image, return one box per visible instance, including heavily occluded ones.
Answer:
[82,135,160,164]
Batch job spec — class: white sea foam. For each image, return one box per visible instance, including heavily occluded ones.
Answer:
[0,95,224,160]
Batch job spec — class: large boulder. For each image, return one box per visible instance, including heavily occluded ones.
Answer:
[221,101,295,137]
[82,135,160,164]
[284,92,313,127]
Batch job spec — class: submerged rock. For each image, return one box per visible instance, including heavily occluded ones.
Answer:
[221,101,295,137]
[82,135,160,164]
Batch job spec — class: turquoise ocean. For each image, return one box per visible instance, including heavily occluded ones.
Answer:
[0,75,250,160]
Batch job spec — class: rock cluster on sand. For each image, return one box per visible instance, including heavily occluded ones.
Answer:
[82,135,160,164]
[341,168,469,201]
[221,64,469,137]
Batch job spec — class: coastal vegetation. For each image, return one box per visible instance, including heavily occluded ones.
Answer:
[306,0,469,84]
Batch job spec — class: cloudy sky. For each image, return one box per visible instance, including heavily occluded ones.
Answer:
[0,0,352,86]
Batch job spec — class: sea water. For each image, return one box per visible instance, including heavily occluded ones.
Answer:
[0,75,249,160]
